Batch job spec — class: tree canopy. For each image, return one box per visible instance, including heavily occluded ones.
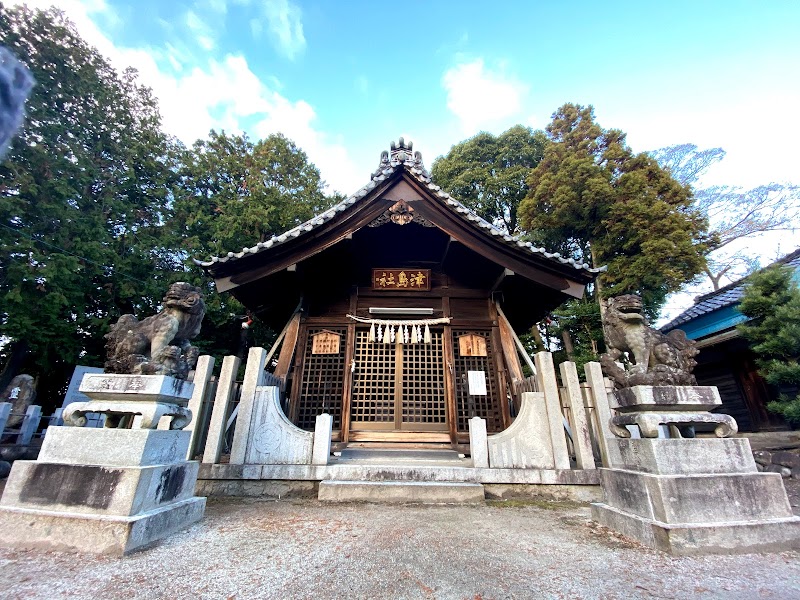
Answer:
[519,103,710,316]
[0,5,180,397]
[0,6,341,406]
[430,126,547,235]
[737,263,800,424]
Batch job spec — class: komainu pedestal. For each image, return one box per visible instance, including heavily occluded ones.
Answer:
[0,374,205,555]
[591,387,800,555]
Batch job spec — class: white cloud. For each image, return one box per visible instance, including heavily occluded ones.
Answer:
[442,58,528,133]
[185,10,216,51]
[6,0,361,195]
[261,0,306,60]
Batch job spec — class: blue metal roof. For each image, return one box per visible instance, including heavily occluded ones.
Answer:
[661,247,800,338]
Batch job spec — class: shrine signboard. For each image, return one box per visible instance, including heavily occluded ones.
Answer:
[372,269,430,291]
[311,331,341,355]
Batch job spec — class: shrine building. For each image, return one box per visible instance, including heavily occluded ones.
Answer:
[196,139,600,450]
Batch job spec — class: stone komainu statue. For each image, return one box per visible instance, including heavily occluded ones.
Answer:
[104,282,206,380]
[599,294,698,388]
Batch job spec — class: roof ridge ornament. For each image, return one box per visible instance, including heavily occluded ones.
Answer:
[377,138,426,172]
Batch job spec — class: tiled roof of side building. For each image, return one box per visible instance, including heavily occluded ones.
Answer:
[661,247,800,332]
[193,139,605,276]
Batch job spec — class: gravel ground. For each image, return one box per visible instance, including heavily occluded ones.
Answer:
[1,498,798,600]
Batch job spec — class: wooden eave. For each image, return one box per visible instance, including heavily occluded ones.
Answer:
[204,167,593,299]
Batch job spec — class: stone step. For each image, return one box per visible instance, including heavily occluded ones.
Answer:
[335,448,467,466]
[318,480,485,504]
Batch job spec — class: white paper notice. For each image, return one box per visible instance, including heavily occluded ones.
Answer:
[467,371,487,396]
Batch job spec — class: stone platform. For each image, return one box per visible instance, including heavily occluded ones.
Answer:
[318,480,485,504]
[591,438,800,555]
[0,427,205,555]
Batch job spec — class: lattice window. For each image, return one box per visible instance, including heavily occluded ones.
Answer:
[296,327,346,431]
[351,330,396,424]
[452,329,502,433]
[401,332,446,424]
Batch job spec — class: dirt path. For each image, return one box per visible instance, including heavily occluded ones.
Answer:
[1,498,798,599]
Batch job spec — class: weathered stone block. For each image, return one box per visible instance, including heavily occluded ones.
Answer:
[1,460,200,517]
[0,496,205,555]
[611,385,721,412]
[591,502,800,555]
[608,438,757,475]
[597,468,793,524]
[468,417,489,468]
[753,450,773,466]
[38,427,190,467]
[79,374,194,405]
[765,464,791,478]
[772,450,800,471]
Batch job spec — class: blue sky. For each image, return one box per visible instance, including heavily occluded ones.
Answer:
[8,0,800,311]
[14,0,800,196]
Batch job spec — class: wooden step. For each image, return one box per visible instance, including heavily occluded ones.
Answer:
[318,480,485,504]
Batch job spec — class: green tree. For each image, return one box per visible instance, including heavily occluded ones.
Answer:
[0,6,179,402]
[172,130,340,358]
[519,103,709,316]
[431,125,547,235]
[737,264,800,424]
[517,104,710,366]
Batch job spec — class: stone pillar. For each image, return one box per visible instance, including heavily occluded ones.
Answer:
[591,385,800,555]
[18,405,42,446]
[534,352,570,469]
[184,355,215,460]
[0,402,11,437]
[584,362,614,467]
[0,373,206,555]
[312,413,333,466]
[559,361,595,470]
[229,347,267,465]
[202,355,241,464]
[468,417,489,468]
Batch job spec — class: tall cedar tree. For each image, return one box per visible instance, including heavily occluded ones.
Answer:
[431,126,547,235]
[0,6,180,404]
[518,104,709,366]
[172,131,341,358]
[737,264,800,424]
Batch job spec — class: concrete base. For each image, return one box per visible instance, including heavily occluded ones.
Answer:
[318,480,485,504]
[0,496,205,556]
[593,435,800,554]
[592,503,800,555]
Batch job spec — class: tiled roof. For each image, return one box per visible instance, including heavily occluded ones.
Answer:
[661,247,800,331]
[193,138,604,276]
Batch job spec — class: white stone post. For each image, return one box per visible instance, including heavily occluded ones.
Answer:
[559,361,596,470]
[184,355,215,460]
[468,417,489,468]
[534,352,570,469]
[202,355,241,464]
[0,402,11,437]
[584,361,615,467]
[312,413,333,465]
[229,347,267,465]
[18,405,42,446]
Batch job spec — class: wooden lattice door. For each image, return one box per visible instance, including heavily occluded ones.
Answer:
[350,329,448,432]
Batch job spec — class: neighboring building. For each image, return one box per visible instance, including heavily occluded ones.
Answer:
[196,139,600,447]
[661,248,800,431]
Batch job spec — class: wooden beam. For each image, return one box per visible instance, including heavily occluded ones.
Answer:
[491,268,514,293]
[496,305,525,387]
[274,311,302,379]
